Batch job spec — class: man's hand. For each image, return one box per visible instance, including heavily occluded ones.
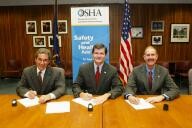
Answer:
[128,95,140,105]
[27,90,37,99]
[145,95,165,103]
[79,92,93,100]
[94,93,111,105]
[39,94,51,104]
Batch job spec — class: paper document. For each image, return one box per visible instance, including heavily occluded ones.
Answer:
[125,98,155,110]
[46,101,70,114]
[17,97,39,107]
[72,98,97,108]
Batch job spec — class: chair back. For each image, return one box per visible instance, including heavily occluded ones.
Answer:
[7,59,21,70]
[188,69,192,94]
[176,61,190,73]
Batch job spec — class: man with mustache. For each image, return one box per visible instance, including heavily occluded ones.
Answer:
[124,46,179,104]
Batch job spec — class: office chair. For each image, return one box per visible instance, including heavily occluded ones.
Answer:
[2,59,22,78]
[188,69,192,94]
[175,61,190,87]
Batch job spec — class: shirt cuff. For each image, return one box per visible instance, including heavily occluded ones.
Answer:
[124,94,133,99]
[49,93,56,99]
[24,91,30,98]
[162,94,170,100]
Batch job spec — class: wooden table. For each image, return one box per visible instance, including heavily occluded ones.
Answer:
[103,95,192,128]
[1,95,192,128]
[0,95,102,128]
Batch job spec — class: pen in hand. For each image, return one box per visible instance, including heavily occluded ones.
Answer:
[28,90,37,99]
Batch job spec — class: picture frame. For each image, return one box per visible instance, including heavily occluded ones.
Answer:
[33,36,46,47]
[152,35,162,45]
[58,20,68,34]
[151,21,164,32]
[26,21,37,34]
[48,36,62,47]
[41,20,52,34]
[131,27,143,38]
[171,24,190,42]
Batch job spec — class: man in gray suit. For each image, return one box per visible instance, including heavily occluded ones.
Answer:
[72,43,123,104]
[16,48,65,103]
[124,46,179,104]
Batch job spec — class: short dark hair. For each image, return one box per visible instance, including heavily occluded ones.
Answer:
[92,43,107,54]
[35,48,51,60]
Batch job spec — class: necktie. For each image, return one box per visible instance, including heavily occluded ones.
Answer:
[95,66,100,85]
[148,71,152,90]
[38,71,43,84]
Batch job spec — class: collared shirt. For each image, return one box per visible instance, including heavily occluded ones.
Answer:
[94,63,104,74]
[146,65,155,80]
[37,68,46,80]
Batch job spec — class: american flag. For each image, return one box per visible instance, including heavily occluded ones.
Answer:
[119,0,133,86]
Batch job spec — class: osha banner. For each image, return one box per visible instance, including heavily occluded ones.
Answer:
[71,6,110,81]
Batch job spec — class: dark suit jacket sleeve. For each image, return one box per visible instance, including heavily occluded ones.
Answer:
[124,69,137,95]
[16,67,33,97]
[72,66,84,98]
[107,69,124,99]
[162,71,179,100]
[50,67,66,98]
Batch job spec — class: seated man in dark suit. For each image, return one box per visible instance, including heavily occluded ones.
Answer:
[72,43,123,104]
[16,48,65,104]
[124,46,179,104]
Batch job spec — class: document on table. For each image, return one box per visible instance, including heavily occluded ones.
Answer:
[72,98,97,108]
[17,97,39,107]
[46,101,70,114]
[125,98,155,110]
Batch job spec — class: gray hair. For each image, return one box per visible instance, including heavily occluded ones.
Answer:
[35,48,51,60]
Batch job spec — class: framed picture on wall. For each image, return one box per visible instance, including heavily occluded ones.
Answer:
[48,36,62,47]
[41,20,52,34]
[131,27,143,38]
[58,20,67,34]
[33,36,46,47]
[26,21,37,34]
[152,35,162,45]
[171,24,190,42]
[151,21,164,32]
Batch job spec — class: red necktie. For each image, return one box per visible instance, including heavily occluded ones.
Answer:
[148,71,152,90]
[95,66,100,85]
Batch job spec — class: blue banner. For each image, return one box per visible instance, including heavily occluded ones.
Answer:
[71,7,110,81]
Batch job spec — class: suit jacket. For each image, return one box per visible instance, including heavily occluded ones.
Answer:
[125,64,179,100]
[16,65,65,98]
[72,62,123,99]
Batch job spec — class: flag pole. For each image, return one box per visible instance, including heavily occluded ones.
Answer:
[53,0,60,66]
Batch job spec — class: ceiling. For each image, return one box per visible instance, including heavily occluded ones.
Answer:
[0,0,192,6]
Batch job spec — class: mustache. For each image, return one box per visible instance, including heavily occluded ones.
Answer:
[147,59,155,61]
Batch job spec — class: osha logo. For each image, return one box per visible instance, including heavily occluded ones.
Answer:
[78,9,102,17]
